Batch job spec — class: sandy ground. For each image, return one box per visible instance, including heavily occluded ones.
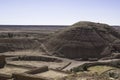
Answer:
[35,70,68,78]
[0,50,94,71]
[7,61,69,69]
[1,50,44,56]
[0,66,29,75]
[88,66,117,74]
[1,50,119,71]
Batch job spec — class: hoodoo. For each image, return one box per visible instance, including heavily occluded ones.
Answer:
[44,21,120,59]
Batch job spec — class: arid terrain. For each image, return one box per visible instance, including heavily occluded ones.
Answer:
[0,22,120,80]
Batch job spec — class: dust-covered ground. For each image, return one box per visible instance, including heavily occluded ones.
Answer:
[0,25,120,80]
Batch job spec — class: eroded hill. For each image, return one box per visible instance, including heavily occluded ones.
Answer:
[44,21,120,59]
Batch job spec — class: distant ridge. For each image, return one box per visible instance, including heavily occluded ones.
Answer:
[112,26,120,30]
[0,25,69,31]
[0,25,68,27]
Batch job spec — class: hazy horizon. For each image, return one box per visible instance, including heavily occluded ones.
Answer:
[0,0,120,25]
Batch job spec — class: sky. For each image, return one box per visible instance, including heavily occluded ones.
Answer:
[0,0,120,25]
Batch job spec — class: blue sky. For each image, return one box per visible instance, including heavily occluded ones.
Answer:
[0,0,120,25]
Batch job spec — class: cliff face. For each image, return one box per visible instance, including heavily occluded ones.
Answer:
[45,21,120,59]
